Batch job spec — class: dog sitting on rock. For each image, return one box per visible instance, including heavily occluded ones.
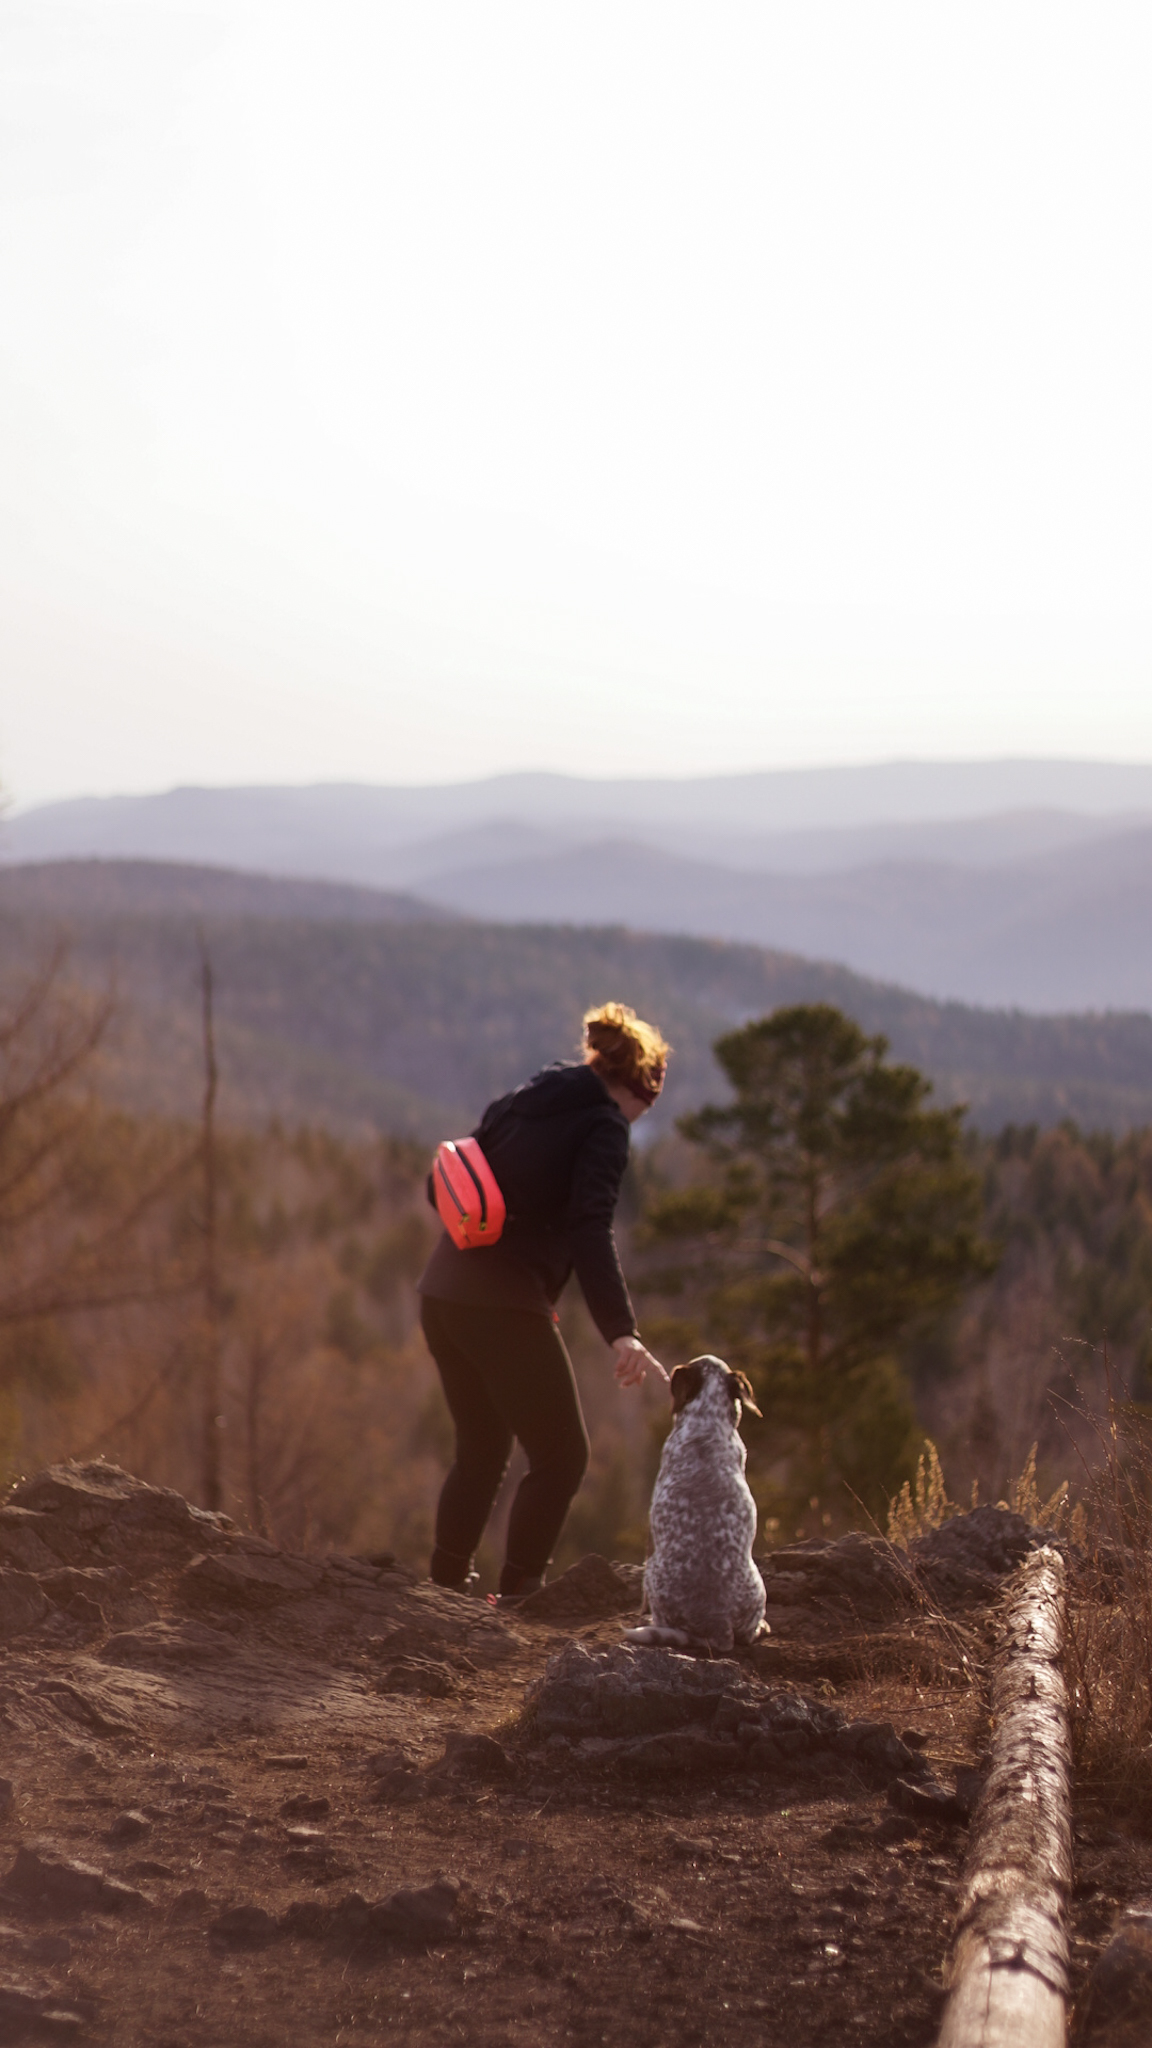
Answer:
[625,1354,768,1655]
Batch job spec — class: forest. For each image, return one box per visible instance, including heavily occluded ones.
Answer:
[4,943,1150,1588]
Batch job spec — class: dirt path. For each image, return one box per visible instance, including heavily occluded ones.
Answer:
[0,1465,1145,2047]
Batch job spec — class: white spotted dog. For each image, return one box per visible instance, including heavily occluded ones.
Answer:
[625,1355,768,1656]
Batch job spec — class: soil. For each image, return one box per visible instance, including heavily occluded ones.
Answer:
[0,1464,1145,2047]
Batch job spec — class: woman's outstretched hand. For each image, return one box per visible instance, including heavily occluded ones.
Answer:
[612,1335,669,1388]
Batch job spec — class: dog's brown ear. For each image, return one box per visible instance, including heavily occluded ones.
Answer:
[729,1370,762,1419]
[670,1362,705,1414]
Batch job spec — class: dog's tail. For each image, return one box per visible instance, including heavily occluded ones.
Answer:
[622,1624,695,1649]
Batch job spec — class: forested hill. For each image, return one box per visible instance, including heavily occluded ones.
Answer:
[3,858,1152,1138]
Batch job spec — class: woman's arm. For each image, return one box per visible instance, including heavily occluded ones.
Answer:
[567,1117,667,1382]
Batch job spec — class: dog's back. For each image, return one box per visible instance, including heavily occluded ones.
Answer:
[632,1356,766,1654]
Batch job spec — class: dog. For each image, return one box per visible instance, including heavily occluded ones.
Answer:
[625,1354,768,1655]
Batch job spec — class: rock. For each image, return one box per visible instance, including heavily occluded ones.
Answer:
[262,1755,309,1771]
[525,1641,854,1778]
[910,1506,1037,1595]
[952,1767,987,1819]
[1080,1910,1152,2037]
[3,1844,150,1916]
[209,1904,279,1949]
[370,1880,458,1944]
[834,1721,930,1779]
[99,1620,235,1667]
[169,1889,209,1919]
[366,1751,420,1804]
[7,1463,232,1563]
[365,1747,416,1779]
[0,1507,61,1574]
[513,1555,642,1622]
[757,1507,1051,1622]
[329,1891,371,1928]
[0,1782,12,1823]
[434,1733,513,1780]
[374,1658,457,1698]
[40,1567,124,1611]
[280,1796,330,1820]
[887,1777,969,1825]
[107,1812,151,1844]
[280,1898,332,1938]
[620,1732,742,1775]
[37,2011,86,2041]
[0,1570,49,1638]
[181,1550,322,1611]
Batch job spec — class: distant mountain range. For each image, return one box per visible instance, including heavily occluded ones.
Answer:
[7,761,1152,1011]
[4,857,1152,1139]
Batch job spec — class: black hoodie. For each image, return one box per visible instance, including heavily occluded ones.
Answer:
[417,1062,638,1343]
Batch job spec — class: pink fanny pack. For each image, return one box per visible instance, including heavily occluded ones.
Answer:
[432,1138,507,1249]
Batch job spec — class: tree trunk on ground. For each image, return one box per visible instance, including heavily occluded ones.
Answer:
[936,1546,1071,2048]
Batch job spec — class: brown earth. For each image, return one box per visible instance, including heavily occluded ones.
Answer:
[0,1465,1144,2047]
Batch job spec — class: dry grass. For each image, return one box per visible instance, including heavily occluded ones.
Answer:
[1060,1357,1152,1824]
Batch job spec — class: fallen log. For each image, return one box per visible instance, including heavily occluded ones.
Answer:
[936,1546,1072,2048]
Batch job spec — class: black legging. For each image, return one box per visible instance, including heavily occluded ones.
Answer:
[420,1297,590,1596]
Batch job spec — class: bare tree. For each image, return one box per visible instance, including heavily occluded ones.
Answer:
[197,930,224,1512]
[0,949,192,1329]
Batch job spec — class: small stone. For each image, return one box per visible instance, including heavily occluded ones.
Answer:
[887,1778,969,1826]
[365,1748,415,1780]
[370,1880,458,1944]
[262,1754,309,1771]
[899,1729,930,1750]
[280,1898,332,1938]
[280,1795,330,1820]
[38,2011,85,2041]
[434,1733,513,1780]
[209,1904,279,1949]
[4,1845,149,1916]
[169,1888,209,1919]
[283,1826,326,1845]
[107,1811,151,1844]
[128,1862,176,1881]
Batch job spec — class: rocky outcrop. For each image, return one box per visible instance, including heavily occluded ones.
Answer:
[523,1640,935,1784]
[759,1506,1051,1623]
[0,1463,520,1746]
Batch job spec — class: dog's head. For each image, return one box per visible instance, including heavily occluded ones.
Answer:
[669,1354,762,1427]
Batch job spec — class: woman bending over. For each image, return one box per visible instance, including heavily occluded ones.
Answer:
[417,1001,669,1599]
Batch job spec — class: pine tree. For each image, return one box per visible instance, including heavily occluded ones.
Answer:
[638,1003,998,1519]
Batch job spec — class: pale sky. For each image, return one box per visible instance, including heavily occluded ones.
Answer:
[4,1,1152,807]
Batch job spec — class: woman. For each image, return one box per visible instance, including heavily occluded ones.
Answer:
[418,1001,670,1600]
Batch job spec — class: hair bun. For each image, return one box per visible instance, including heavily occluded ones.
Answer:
[582,1001,669,1104]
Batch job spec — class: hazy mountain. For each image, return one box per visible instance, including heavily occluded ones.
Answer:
[0,859,450,926]
[9,759,1152,889]
[3,859,1152,1139]
[414,823,1152,1012]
